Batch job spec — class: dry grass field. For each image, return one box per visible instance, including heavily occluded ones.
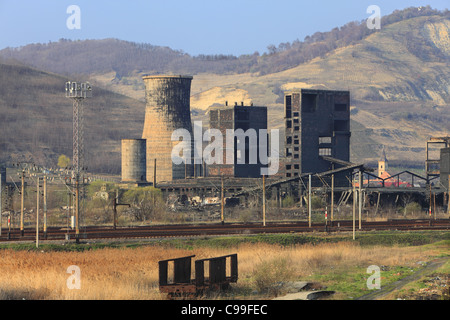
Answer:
[0,235,446,300]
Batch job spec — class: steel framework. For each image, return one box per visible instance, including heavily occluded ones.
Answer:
[426,136,450,182]
[65,82,91,242]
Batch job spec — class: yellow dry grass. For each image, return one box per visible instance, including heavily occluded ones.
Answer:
[0,241,431,300]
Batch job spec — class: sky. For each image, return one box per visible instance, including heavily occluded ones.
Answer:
[0,0,448,56]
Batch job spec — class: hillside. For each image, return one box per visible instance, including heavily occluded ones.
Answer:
[89,13,450,167]
[0,7,449,174]
[0,62,145,173]
[215,14,450,164]
[1,6,447,78]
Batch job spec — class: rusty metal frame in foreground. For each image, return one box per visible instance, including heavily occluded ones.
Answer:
[158,254,238,297]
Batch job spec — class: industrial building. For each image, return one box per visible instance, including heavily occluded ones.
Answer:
[207,102,268,178]
[141,75,196,184]
[121,75,269,184]
[426,136,450,183]
[284,89,351,187]
[116,75,449,215]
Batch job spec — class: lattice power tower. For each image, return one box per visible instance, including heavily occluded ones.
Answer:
[65,81,92,242]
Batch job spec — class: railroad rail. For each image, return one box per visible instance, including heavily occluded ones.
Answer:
[0,219,448,243]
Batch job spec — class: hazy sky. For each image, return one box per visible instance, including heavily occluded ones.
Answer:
[0,0,448,55]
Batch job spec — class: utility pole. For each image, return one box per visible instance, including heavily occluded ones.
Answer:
[66,189,70,241]
[433,192,436,220]
[448,175,450,217]
[43,176,47,239]
[262,175,266,227]
[7,213,11,240]
[20,170,25,236]
[0,172,2,237]
[353,173,356,241]
[114,190,118,230]
[429,183,432,226]
[299,178,303,208]
[308,175,312,228]
[113,189,130,230]
[359,170,362,230]
[331,173,334,223]
[68,188,72,231]
[36,177,40,248]
[221,175,224,225]
[153,159,157,187]
[75,179,79,242]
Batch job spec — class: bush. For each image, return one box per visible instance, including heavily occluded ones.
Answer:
[122,186,165,222]
[238,209,253,223]
[252,257,296,296]
[281,195,295,207]
[404,202,422,214]
[310,195,324,209]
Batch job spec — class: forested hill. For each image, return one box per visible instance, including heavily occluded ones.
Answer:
[0,6,448,77]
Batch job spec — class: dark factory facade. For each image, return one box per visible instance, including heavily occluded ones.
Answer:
[207,102,268,178]
[284,89,351,186]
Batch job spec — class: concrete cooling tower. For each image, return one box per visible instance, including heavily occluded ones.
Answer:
[142,75,194,183]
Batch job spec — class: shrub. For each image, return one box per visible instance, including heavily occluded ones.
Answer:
[238,209,253,223]
[310,195,324,209]
[282,195,295,207]
[122,186,165,222]
[252,257,296,296]
[404,202,422,215]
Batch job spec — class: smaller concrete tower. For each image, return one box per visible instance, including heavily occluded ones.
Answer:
[121,139,147,183]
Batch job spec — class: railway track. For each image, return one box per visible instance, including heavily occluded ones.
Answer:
[0,219,448,243]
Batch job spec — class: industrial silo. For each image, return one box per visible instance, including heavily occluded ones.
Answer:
[121,139,147,183]
[142,75,194,183]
